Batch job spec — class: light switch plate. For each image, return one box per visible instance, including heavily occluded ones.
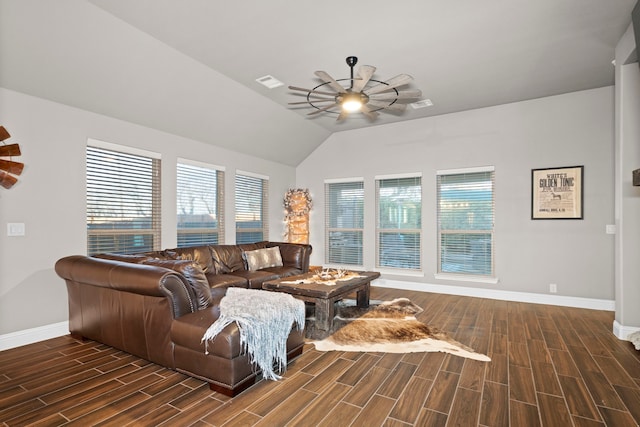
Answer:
[606,224,616,235]
[7,223,25,236]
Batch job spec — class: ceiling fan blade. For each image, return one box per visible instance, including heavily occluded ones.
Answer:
[360,104,380,121]
[307,102,340,116]
[0,159,24,175]
[336,110,350,122]
[0,143,21,157]
[0,171,17,189]
[364,74,414,95]
[314,71,347,94]
[352,65,376,93]
[288,99,335,105]
[367,100,407,112]
[369,89,422,100]
[0,126,10,141]
[288,86,338,97]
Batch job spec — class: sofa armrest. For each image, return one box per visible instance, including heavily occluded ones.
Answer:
[55,255,196,318]
[265,242,312,272]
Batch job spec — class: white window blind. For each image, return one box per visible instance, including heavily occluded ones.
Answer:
[235,172,268,244]
[437,167,495,276]
[375,175,422,270]
[86,144,161,255]
[325,180,364,266]
[177,161,224,247]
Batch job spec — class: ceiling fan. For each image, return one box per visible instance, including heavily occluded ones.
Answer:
[0,126,24,189]
[289,56,422,121]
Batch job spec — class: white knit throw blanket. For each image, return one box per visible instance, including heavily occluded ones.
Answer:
[201,287,305,381]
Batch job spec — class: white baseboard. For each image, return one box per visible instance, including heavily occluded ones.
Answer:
[613,320,640,340]
[374,278,615,311]
[0,281,620,352]
[0,321,69,352]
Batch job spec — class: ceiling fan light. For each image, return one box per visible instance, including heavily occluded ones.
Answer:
[342,99,363,112]
[341,92,364,112]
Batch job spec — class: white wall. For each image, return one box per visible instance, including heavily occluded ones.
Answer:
[0,88,296,335]
[298,87,615,302]
[0,85,618,340]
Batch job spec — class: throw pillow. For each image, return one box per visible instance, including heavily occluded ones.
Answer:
[244,246,283,271]
[142,259,212,309]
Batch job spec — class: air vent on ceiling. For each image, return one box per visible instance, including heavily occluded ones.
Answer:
[256,75,284,89]
[410,99,434,109]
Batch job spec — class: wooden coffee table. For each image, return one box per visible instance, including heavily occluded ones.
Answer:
[262,271,380,333]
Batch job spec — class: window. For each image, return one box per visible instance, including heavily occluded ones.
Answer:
[376,174,422,270]
[177,160,224,247]
[437,167,495,276]
[235,171,268,244]
[86,141,161,255]
[325,179,364,266]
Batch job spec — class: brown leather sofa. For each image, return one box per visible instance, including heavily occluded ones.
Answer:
[55,241,312,396]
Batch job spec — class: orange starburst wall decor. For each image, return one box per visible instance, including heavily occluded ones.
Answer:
[283,188,312,244]
[0,126,24,189]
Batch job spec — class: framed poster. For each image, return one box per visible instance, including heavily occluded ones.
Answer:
[531,166,583,219]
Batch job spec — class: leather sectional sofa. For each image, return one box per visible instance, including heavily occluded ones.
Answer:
[55,241,312,396]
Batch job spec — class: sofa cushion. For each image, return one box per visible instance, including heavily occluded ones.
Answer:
[244,246,283,271]
[261,266,304,278]
[206,273,249,289]
[142,259,212,309]
[172,246,217,275]
[172,306,243,359]
[237,242,267,252]
[141,249,178,260]
[267,242,310,270]
[228,270,281,289]
[93,253,150,263]
[210,245,246,273]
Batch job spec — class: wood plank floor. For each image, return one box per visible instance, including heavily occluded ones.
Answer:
[2,287,640,426]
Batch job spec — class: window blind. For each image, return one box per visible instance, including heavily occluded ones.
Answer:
[86,144,161,255]
[235,172,268,244]
[437,168,495,276]
[177,161,224,247]
[325,180,364,266]
[375,175,422,270]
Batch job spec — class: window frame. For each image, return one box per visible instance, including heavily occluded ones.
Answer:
[436,166,496,282]
[375,173,422,272]
[176,158,225,247]
[235,170,269,244]
[86,139,161,255]
[324,178,365,267]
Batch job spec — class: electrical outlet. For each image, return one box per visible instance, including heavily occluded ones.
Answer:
[549,283,557,293]
[7,223,25,236]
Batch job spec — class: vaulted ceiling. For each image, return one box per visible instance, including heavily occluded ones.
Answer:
[0,0,636,165]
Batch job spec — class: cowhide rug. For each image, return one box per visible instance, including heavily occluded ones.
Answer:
[628,330,640,350]
[306,298,491,362]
